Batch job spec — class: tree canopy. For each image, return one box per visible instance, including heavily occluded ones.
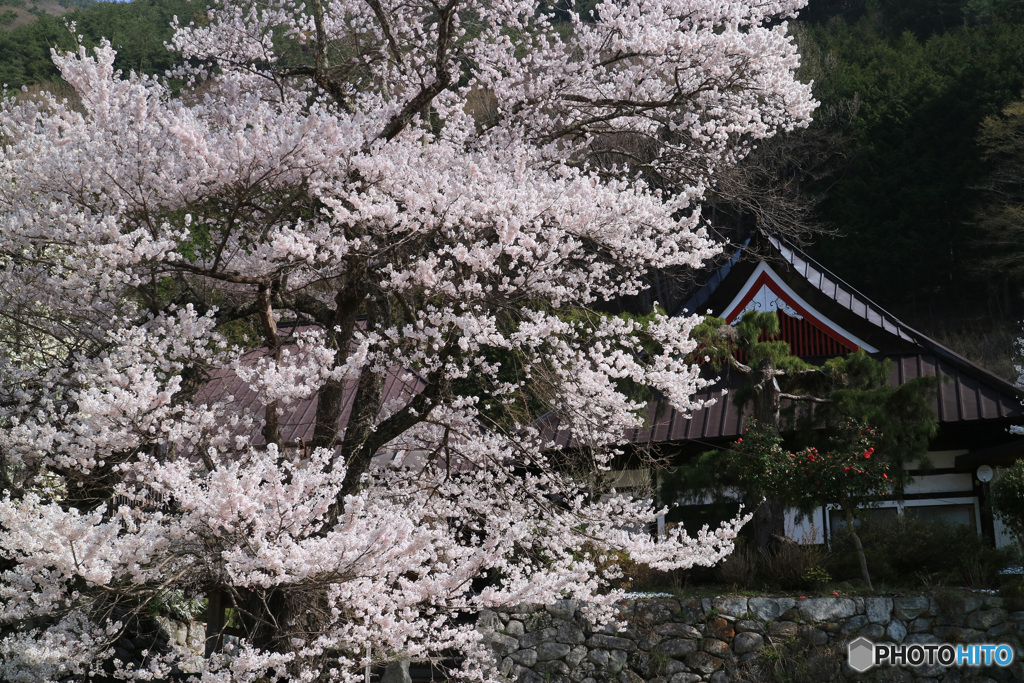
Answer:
[0,0,815,679]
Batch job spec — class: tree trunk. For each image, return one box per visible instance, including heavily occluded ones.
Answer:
[751,496,786,551]
[845,507,873,591]
[751,361,785,551]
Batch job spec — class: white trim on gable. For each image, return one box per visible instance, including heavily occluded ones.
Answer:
[720,262,879,353]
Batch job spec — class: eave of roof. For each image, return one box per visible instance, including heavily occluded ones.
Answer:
[194,322,426,448]
[540,232,1023,449]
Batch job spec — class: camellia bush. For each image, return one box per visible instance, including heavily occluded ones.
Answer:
[725,419,890,589]
[0,0,814,679]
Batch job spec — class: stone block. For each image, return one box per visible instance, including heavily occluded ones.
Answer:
[709,616,734,640]
[987,622,1012,639]
[536,642,571,661]
[871,666,913,682]
[749,597,795,622]
[499,656,515,677]
[841,615,869,635]
[506,620,525,637]
[547,600,577,620]
[511,649,538,667]
[607,649,628,674]
[380,661,411,683]
[903,633,942,645]
[798,597,857,622]
[587,633,637,652]
[962,596,984,614]
[911,662,946,678]
[566,645,587,669]
[893,597,931,621]
[478,609,502,630]
[733,631,764,655]
[933,626,982,642]
[617,670,644,683]
[634,599,679,624]
[702,638,730,658]
[665,658,690,675]
[520,627,557,649]
[866,597,894,624]
[685,651,723,674]
[886,619,907,644]
[556,622,586,645]
[668,674,701,683]
[799,625,828,646]
[768,621,798,639]
[538,659,570,675]
[735,619,761,633]
[484,632,520,657]
[966,608,1006,631]
[821,620,842,634]
[714,597,749,618]
[909,618,932,633]
[983,596,1005,609]
[655,638,698,659]
[861,624,886,639]
[636,631,663,652]
[655,622,702,639]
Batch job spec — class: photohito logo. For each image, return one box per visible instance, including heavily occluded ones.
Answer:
[848,637,1015,672]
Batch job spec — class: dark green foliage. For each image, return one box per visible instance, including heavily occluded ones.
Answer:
[797,4,1024,323]
[724,419,891,513]
[827,517,1016,587]
[0,0,197,90]
[991,459,1024,554]
[973,98,1024,281]
[795,351,939,478]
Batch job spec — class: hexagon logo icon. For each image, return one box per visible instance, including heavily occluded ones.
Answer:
[848,636,875,672]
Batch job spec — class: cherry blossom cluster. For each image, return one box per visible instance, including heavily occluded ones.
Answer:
[0,0,813,679]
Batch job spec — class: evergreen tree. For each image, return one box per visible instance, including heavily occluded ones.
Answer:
[668,311,938,552]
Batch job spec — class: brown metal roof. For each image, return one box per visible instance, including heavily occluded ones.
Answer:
[194,328,425,447]
[540,232,1023,449]
[537,353,1023,449]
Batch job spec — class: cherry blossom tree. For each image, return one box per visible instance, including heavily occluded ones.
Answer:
[0,0,814,679]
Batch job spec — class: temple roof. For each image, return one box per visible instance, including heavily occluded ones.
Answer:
[539,234,1023,450]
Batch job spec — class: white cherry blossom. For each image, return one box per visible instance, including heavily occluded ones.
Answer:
[0,0,813,679]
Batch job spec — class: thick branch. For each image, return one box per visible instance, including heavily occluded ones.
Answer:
[257,283,282,446]
[340,379,441,496]
[310,279,369,452]
[364,0,406,71]
[377,0,457,142]
[309,0,355,112]
[779,393,833,404]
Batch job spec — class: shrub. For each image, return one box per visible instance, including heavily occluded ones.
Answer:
[715,543,758,587]
[759,541,831,590]
[999,578,1024,611]
[992,460,1024,557]
[828,517,1014,588]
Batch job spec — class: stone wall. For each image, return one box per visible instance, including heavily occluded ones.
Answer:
[479,593,1024,682]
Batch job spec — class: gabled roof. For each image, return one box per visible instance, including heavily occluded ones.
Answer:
[539,234,1023,450]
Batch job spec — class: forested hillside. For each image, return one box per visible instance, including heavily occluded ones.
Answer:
[2,0,1022,378]
[797,0,1024,380]
[0,0,195,87]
